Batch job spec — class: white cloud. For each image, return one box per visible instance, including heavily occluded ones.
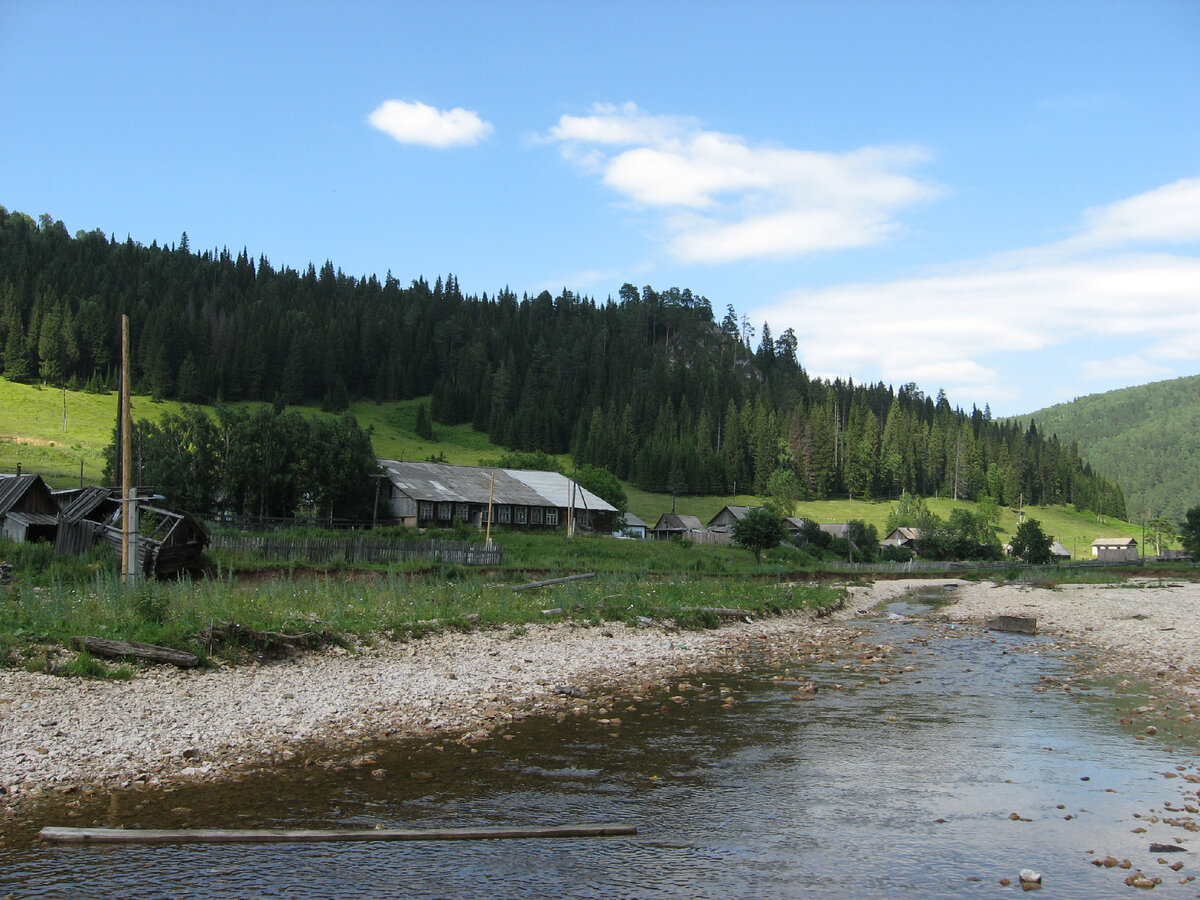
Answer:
[1063,177,1200,251]
[543,102,937,263]
[368,100,493,148]
[755,246,1200,412]
[1080,355,1171,381]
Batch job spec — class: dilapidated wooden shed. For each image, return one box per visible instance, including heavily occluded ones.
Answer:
[0,473,59,543]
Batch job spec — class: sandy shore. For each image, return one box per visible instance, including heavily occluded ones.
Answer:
[3,575,1198,817]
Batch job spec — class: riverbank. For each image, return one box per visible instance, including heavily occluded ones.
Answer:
[1,584,885,818]
[4,575,1198,820]
[939,576,1200,704]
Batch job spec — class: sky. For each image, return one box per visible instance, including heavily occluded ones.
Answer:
[2,1,1198,417]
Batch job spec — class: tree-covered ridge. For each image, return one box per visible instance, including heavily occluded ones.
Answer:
[0,206,1124,518]
[1015,374,1200,523]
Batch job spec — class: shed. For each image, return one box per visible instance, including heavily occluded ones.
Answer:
[650,513,705,541]
[1049,541,1071,560]
[54,486,121,556]
[99,502,209,578]
[1091,536,1138,562]
[783,516,809,535]
[881,527,921,549]
[0,473,59,543]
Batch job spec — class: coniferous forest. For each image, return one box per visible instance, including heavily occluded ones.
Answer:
[0,207,1126,519]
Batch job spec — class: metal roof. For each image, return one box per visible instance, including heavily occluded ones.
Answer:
[378,460,617,513]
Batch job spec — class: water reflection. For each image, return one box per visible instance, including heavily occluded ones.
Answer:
[3,589,1198,898]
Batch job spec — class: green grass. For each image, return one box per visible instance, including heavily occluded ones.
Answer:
[0,380,184,486]
[0,534,843,671]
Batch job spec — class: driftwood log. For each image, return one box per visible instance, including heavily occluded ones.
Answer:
[70,636,199,669]
[40,823,638,845]
[512,573,596,592]
[196,621,339,657]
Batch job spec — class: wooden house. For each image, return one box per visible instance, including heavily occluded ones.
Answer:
[1091,536,1138,562]
[1049,541,1071,561]
[378,460,617,533]
[613,512,649,540]
[650,513,705,541]
[707,505,756,532]
[0,473,59,543]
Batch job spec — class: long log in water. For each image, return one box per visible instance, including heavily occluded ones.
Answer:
[39,824,638,845]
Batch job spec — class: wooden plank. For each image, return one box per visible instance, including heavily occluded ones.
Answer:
[40,823,637,845]
[512,573,596,592]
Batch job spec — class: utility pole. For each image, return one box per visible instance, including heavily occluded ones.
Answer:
[120,315,134,582]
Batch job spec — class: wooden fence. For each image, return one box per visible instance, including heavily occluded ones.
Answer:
[208,535,503,567]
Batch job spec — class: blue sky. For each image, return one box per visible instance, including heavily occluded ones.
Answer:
[2,0,1197,416]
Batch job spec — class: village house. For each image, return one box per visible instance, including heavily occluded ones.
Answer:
[613,512,649,540]
[1091,536,1139,562]
[377,460,617,533]
[706,505,755,532]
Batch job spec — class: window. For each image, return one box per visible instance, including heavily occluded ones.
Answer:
[531,507,544,525]
[497,505,511,524]
[419,502,433,521]
[515,506,528,525]
[438,503,452,521]
[455,503,469,521]
[546,508,559,526]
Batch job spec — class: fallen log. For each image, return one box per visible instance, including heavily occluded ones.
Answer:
[512,573,596,592]
[40,823,638,845]
[70,636,199,669]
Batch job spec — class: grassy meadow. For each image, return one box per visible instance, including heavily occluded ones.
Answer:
[0,379,1162,559]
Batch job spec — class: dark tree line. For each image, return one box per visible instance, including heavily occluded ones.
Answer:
[104,406,378,520]
[1,206,1125,519]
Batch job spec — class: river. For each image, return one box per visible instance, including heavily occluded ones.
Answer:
[2,587,1197,898]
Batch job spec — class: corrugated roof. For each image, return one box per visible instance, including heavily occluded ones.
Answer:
[378,460,617,513]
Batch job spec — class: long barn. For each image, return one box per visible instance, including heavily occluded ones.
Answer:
[378,460,617,534]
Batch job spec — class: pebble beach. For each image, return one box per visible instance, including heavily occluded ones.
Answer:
[2,575,1198,818]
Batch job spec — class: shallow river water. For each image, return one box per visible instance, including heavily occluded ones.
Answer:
[2,588,1199,898]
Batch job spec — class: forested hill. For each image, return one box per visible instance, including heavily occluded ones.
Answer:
[1015,375,1200,523]
[0,206,1124,518]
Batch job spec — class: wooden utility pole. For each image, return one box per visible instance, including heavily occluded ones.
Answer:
[120,315,132,582]
[485,470,495,548]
